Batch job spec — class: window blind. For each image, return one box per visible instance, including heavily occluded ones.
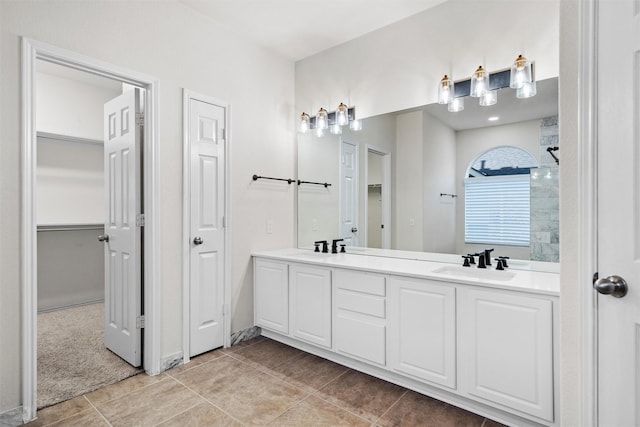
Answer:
[464,175,530,246]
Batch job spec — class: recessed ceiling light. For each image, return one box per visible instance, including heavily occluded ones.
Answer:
[488,116,499,121]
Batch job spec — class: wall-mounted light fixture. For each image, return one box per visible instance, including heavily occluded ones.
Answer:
[298,104,359,135]
[438,54,536,113]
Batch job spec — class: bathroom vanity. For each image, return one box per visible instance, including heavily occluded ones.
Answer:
[253,248,560,427]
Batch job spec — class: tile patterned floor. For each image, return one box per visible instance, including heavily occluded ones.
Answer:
[26,337,507,426]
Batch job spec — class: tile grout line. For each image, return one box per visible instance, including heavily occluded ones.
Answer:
[83,373,172,408]
[83,395,114,427]
[307,368,386,424]
[169,372,249,426]
[221,353,319,423]
[372,389,408,425]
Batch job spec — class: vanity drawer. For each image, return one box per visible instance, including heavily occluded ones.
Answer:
[336,289,386,318]
[334,269,386,296]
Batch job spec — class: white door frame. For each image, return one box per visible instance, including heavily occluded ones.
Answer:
[21,38,162,423]
[576,0,598,424]
[182,89,232,364]
[363,145,391,249]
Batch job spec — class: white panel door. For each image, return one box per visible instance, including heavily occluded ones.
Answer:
[189,98,226,357]
[103,88,142,367]
[254,259,289,334]
[340,140,359,246]
[596,1,640,425]
[289,264,332,348]
[458,288,553,421]
[389,276,456,388]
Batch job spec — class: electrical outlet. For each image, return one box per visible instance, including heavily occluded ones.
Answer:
[266,219,273,234]
[312,218,319,231]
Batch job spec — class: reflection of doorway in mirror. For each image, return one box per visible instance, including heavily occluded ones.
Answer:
[340,140,359,246]
[365,146,391,249]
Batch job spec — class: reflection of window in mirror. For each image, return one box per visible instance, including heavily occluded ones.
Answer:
[465,146,538,247]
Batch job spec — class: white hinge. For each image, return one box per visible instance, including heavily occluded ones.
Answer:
[136,213,145,227]
[136,112,145,126]
[136,315,145,329]
[222,216,227,228]
[221,128,226,140]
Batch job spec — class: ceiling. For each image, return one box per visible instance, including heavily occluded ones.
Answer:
[178,0,448,61]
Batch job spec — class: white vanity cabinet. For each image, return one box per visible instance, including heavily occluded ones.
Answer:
[254,258,289,334]
[388,276,456,388]
[289,264,332,348]
[333,269,387,366]
[458,288,554,422]
[253,250,560,427]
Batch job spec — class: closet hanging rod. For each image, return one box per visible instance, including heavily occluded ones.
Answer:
[297,180,332,188]
[440,193,458,198]
[252,174,294,184]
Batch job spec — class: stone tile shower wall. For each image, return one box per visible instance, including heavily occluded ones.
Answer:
[530,117,559,262]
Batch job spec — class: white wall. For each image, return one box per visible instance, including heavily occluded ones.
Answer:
[0,0,294,413]
[395,111,424,251]
[37,137,104,225]
[36,70,121,141]
[297,133,340,246]
[455,119,541,259]
[422,112,456,253]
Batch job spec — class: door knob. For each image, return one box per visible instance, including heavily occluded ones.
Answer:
[594,274,628,298]
[193,236,203,245]
[351,227,358,233]
[97,234,109,242]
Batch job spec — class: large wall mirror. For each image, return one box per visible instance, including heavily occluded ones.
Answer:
[297,77,559,266]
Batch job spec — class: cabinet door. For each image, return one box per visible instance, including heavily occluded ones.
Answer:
[290,264,332,348]
[254,258,288,334]
[458,288,553,422]
[389,276,456,388]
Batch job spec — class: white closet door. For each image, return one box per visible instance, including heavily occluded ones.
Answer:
[103,88,142,367]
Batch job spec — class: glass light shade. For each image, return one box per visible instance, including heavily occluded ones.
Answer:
[470,66,489,97]
[448,97,464,112]
[510,54,532,89]
[299,112,310,133]
[349,119,363,131]
[315,127,325,137]
[330,123,342,135]
[438,75,454,105]
[479,90,497,106]
[316,107,329,130]
[516,81,537,98]
[335,102,349,126]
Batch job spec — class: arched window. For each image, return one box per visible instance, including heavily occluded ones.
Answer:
[465,146,538,246]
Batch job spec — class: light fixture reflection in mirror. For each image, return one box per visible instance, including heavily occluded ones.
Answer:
[470,65,489,97]
[510,54,533,89]
[448,97,464,112]
[296,78,559,269]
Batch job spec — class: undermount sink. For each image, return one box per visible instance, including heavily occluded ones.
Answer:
[432,265,516,281]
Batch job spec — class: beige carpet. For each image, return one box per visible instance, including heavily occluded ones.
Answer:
[37,303,142,409]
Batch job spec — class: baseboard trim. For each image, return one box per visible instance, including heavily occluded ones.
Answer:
[159,351,183,372]
[0,406,23,427]
[230,326,261,346]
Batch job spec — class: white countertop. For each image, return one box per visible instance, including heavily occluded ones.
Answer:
[253,248,560,297]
